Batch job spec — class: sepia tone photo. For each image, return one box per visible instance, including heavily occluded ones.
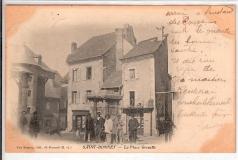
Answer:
[4,5,235,153]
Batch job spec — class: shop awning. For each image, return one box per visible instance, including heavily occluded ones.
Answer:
[87,93,122,101]
[72,110,89,116]
[122,107,154,114]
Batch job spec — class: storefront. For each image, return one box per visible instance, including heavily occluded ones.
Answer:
[87,93,122,118]
[123,106,154,136]
[72,110,89,132]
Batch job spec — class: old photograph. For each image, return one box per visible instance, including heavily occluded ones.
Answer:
[4,5,235,152]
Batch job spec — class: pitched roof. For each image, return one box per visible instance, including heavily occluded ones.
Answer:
[14,45,55,73]
[62,72,69,83]
[121,38,161,60]
[101,71,122,89]
[67,32,116,64]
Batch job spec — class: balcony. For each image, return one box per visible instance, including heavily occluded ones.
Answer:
[87,90,122,102]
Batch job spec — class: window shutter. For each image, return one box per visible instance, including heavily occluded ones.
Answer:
[72,68,77,82]
[77,69,81,81]
[81,67,86,81]
[91,66,94,80]
[84,91,88,103]
[77,91,80,104]
[135,91,139,106]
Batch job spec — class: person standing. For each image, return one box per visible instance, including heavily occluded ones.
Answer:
[128,114,139,143]
[95,112,105,142]
[164,117,176,142]
[19,111,27,133]
[25,107,32,134]
[104,114,113,144]
[117,114,124,143]
[29,111,40,138]
[49,116,61,136]
[111,115,118,143]
[85,113,94,142]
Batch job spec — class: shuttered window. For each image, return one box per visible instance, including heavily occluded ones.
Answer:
[72,68,78,82]
[129,68,135,80]
[72,91,77,104]
[86,66,92,80]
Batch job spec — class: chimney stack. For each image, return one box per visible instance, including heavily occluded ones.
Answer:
[123,24,136,46]
[37,55,42,64]
[34,55,42,65]
[114,24,137,71]
[71,42,77,54]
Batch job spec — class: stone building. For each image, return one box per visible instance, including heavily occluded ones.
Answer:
[66,24,172,137]
[12,46,68,131]
[43,72,68,132]
[121,36,172,136]
[12,45,55,120]
[66,24,136,132]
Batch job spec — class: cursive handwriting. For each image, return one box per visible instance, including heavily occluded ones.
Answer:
[205,6,234,15]
[177,96,231,106]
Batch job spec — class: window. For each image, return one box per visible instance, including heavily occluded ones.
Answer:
[129,91,135,106]
[86,66,92,80]
[46,102,50,110]
[86,90,92,95]
[72,68,78,82]
[72,91,77,104]
[77,91,80,104]
[129,68,136,80]
[77,69,80,81]
[86,90,92,103]
[27,90,31,97]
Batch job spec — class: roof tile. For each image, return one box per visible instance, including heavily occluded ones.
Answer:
[122,38,161,60]
[67,32,116,64]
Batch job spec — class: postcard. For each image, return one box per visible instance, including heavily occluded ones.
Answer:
[4,5,235,153]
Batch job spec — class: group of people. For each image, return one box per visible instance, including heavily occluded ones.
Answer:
[82,112,140,143]
[19,107,40,138]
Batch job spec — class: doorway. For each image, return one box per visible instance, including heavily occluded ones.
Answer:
[134,112,144,135]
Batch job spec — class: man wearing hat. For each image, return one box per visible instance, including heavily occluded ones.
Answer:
[128,114,139,143]
[95,112,105,142]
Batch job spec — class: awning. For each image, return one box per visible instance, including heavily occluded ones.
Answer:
[72,110,89,116]
[123,107,154,114]
[12,65,33,74]
[87,93,122,101]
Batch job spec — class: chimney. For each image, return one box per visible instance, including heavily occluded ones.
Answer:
[114,24,137,71]
[123,24,136,46]
[71,42,77,54]
[34,55,42,65]
[37,55,42,65]
[115,28,124,71]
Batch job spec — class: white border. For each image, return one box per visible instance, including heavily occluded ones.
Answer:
[2,1,238,160]
[2,0,238,5]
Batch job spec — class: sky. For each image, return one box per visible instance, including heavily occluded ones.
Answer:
[10,6,167,76]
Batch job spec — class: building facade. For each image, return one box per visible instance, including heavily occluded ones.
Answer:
[43,72,68,132]
[66,25,172,137]
[121,36,172,136]
[121,53,156,136]
[12,46,55,122]
[12,46,68,132]
[66,24,136,132]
